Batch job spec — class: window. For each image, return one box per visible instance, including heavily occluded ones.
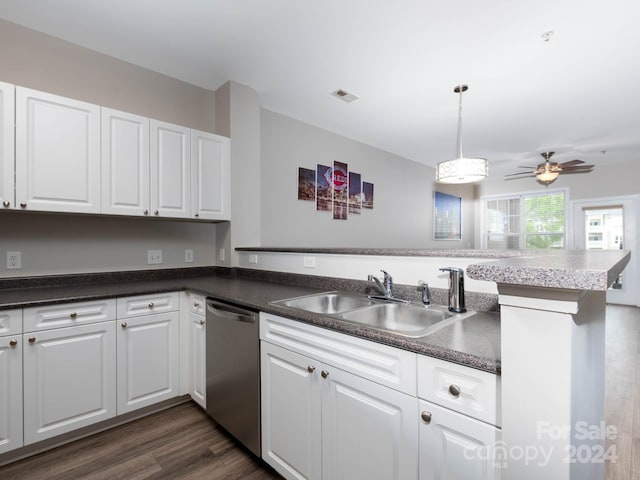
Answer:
[484,191,566,249]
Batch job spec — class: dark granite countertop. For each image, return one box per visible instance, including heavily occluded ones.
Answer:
[0,268,501,374]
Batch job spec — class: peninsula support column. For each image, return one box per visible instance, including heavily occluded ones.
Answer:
[499,285,607,480]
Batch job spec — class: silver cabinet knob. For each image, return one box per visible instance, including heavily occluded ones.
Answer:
[9,339,17,347]
[148,302,154,308]
[143,209,149,215]
[421,411,432,424]
[449,384,461,397]
[307,365,316,373]
[2,200,9,207]
[154,210,159,215]
[70,312,78,319]
[194,302,200,307]
[321,370,329,379]
[121,322,128,328]
[194,213,199,218]
[28,337,36,343]
[199,319,205,325]
[20,202,27,208]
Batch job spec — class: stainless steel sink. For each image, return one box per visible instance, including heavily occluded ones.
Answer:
[337,303,453,338]
[273,292,375,314]
[271,291,469,338]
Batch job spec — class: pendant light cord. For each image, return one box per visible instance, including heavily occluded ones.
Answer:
[456,86,464,159]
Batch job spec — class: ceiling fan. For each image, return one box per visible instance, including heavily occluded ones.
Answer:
[504,152,595,185]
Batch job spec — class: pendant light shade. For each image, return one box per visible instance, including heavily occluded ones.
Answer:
[436,85,488,184]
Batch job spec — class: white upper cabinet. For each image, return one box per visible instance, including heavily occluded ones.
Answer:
[151,120,190,218]
[0,82,14,210]
[101,108,150,216]
[15,87,101,213]
[191,129,230,220]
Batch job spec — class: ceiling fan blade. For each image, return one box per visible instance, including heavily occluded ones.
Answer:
[559,168,594,175]
[561,165,595,171]
[517,165,539,169]
[504,171,535,177]
[558,159,585,167]
[505,175,536,181]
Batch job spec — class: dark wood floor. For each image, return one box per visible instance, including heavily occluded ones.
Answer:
[1,305,637,479]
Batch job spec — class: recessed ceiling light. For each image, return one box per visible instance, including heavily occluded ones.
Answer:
[541,30,554,42]
[331,89,359,103]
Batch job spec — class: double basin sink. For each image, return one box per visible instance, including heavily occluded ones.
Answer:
[271,291,474,338]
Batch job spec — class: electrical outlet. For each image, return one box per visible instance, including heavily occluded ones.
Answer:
[147,249,163,265]
[249,254,258,264]
[303,256,316,268]
[219,248,225,262]
[7,252,21,269]
[185,249,194,263]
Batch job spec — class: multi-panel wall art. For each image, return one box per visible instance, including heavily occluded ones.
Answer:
[297,161,374,220]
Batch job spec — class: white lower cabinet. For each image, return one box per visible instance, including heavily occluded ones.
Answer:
[116,311,180,414]
[419,399,500,480]
[0,334,23,454]
[260,314,418,480]
[22,321,116,444]
[189,295,206,409]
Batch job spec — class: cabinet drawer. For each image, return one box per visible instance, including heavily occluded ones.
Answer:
[24,299,116,332]
[418,354,501,427]
[0,309,22,336]
[190,293,206,315]
[117,292,179,318]
[260,313,417,396]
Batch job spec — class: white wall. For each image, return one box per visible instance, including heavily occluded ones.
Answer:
[0,212,216,277]
[260,109,476,248]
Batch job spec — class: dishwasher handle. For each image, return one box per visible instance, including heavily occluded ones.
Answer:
[207,300,257,324]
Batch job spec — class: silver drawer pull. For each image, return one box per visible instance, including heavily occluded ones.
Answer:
[307,365,316,373]
[321,370,329,379]
[143,209,149,215]
[421,411,432,424]
[28,337,36,343]
[199,319,205,325]
[449,384,461,397]
[2,200,9,207]
[9,339,17,347]
[20,202,27,208]
[194,302,200,307]
[121,322,128,328]
[70,312,78,319]
[148,302,154,308]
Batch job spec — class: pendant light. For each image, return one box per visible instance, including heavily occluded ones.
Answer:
[435,85,488,184]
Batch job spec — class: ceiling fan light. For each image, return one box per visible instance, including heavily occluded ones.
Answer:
[436,157,488,184]
[536,170,560,182]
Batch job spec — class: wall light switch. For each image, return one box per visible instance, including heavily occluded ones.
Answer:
[303,256,316,268]
[7,252,21,269]
[249,254,258,264]
[147,249,163,265]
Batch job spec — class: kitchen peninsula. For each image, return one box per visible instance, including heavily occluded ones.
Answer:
[0,247,630,480]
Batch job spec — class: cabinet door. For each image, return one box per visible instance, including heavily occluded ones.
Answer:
[0,82,14,211]
[23,322,116,444]
[15,87,100,213]
[0,336,22,454]
[419,399,500,480]
[261,341,322,480]
[190,129,230,220]
[101,108,150,216]
[151,120,190,218]
[190,311,206,409]
[117,311,180,414]
[322,365,419,480]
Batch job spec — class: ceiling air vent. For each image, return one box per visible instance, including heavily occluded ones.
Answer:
[331,89,359,103]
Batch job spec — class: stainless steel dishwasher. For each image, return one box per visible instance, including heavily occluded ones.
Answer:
[206,299,261,457]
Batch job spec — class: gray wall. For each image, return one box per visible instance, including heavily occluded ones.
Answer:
[0,19,215,130]
[0,20,218,278]
[260,109,476,248]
